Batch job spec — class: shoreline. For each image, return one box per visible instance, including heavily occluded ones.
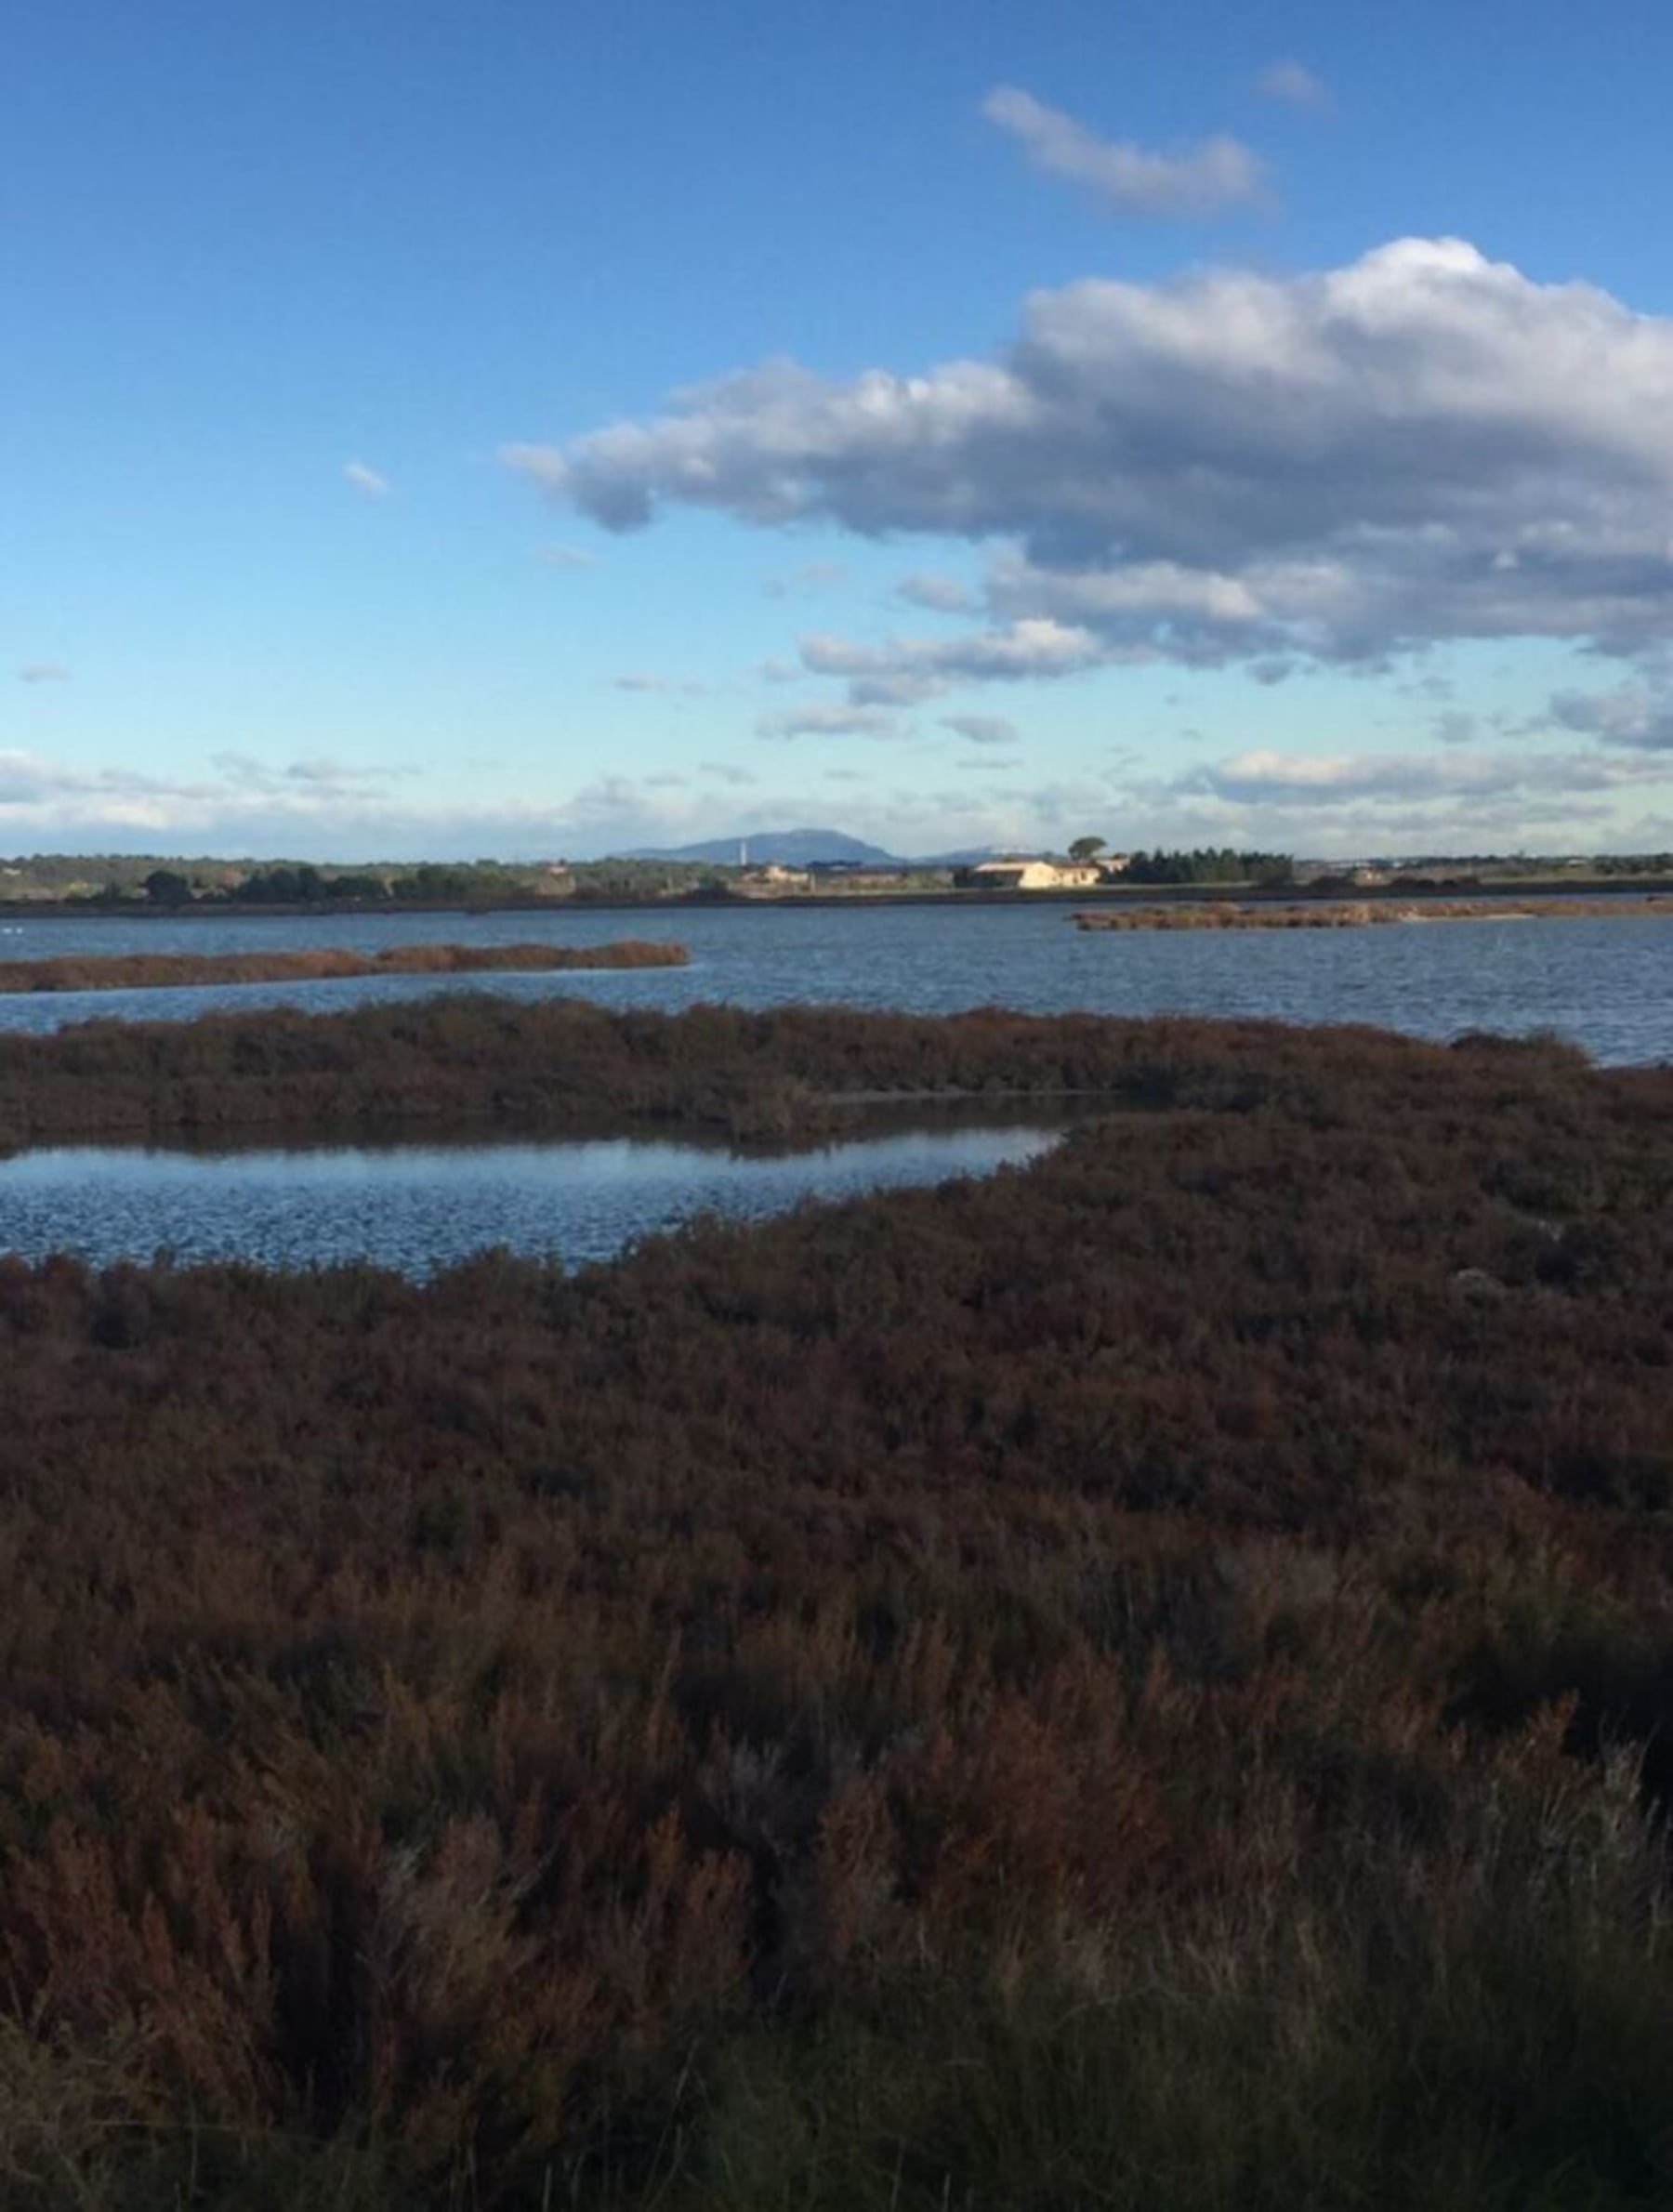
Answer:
[4,876,1673,921]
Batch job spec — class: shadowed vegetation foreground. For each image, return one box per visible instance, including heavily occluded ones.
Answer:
[0,938,688,996]
[1,1016,1672,2204]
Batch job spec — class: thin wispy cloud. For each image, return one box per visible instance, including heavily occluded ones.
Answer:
[942,715,1021,748]
[1169,745,1666,808]
[897,573,980,614]
[1550,686,1673,751]
[981,86,1269,217]
[801,621,1105,706]
[764,560,848,599]
[1256,59,1335,112]
[540,545,596,571]
[343,460,391,499]
[17,664,70,684]
[756,704,901,741]
[613,672,711,698]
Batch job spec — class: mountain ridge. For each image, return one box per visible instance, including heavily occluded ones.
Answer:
[624,828,903,866]
[621,828,1057,867]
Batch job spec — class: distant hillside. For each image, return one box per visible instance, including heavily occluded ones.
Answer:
[910,845,1054,868]
[625,828,902,866]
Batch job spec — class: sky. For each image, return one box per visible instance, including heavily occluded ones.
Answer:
[10,0,1673,862]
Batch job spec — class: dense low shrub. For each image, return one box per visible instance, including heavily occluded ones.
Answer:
[0,1014,1669,2202]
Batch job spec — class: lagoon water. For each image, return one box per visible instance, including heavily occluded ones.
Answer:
[0,1121,1062,1276]
[0,901,1665,1273]
[0,899,1667,1064]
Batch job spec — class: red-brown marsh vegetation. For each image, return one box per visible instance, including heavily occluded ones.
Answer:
[1074,895,1673,930]
[0,939,688,994]
[0,1012,1671,2205]
[0,995,1453,1149]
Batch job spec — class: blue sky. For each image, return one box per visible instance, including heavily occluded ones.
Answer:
[10,0,1673,859]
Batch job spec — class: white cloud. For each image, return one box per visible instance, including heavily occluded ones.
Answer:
[1082,740,1673,856]
[981,86,1269,218]
[17,663,70,684]
[207,750,407,800]
[0,747,425,849]
[800,618,1104,704]
[1256,59,1335,112]
[1170,745,1664,808]
[540,544,596,571]
[942,714,1021,747]
[756,703,902,740]
[507,238,1673,676]
[343,460,391,499]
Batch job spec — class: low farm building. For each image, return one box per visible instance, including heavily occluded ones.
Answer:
[955,859,1108,891]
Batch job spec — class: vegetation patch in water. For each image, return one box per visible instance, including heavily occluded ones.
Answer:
[0,997,1407,1147]
[0,938,689,994]
[1074,893,1673,929]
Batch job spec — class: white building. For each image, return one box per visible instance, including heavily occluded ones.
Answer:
[957,858,1107,891]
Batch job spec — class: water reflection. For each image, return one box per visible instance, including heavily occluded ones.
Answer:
[0,1117,1065,1277]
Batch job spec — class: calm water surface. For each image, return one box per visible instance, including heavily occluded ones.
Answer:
[0,1122,1062,1276]
[0,902,1667,1063]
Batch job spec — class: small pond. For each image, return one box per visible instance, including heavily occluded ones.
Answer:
[0,1117,1065,1276]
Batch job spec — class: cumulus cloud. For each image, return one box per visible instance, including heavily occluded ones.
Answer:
[981,86,1268,217]
[1256,59,1334,112]
[17,663,69,684]
[942,714,1021,747]
[343,461,391,499]
[506,238,1673,678]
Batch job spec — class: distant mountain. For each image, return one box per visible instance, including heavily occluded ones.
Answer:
[624,828,903,866]
[908,844,1054,868]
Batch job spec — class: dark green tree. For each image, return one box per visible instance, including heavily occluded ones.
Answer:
[142,868,193,908]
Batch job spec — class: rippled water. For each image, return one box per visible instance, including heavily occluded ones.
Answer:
[0,1122,1062,1276]
[0,901,1667,1063]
